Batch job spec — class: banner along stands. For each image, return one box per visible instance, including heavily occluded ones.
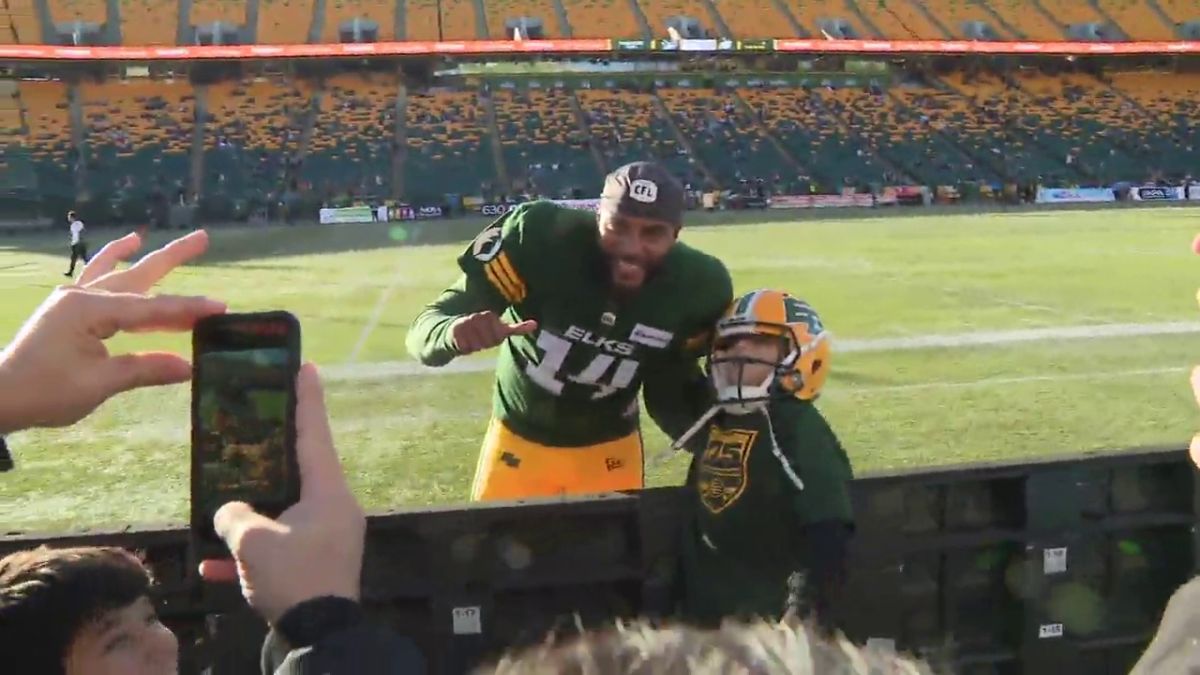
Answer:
[318,205,375,224]
[769,194,874,209]
[1035,187,1116,204]
[1131,186,1185,201]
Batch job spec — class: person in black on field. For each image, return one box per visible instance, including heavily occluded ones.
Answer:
[64,211,88,278]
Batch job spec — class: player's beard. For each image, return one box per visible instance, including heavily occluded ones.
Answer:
[611,255,647,292]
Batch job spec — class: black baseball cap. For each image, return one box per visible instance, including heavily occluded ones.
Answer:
[599,161,685,227]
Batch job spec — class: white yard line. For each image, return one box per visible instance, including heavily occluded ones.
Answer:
[328,321,1200,382]
[829,366,1187,396]
[347,263,410,363]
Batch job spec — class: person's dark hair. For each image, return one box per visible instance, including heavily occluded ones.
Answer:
[0,546,153,675]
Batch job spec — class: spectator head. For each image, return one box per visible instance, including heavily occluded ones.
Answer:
[0,546,177,675]
[481,619,930,675]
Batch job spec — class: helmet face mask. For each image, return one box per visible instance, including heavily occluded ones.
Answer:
[708,332,794,414]
[707,290,830,413]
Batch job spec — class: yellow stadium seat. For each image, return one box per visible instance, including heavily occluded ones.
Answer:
[1158,0,1199,25]
[855,0,947,39]
[404,0,441,39]
[637,0,712,36]
[190,0,246,25]
[436,0,478,39]
[482,0,561,38]
[18,81,72,157]
[1097,0,1176,40]
[560,0,641,38]
[710,0,793,37]
[984,0,1062,39]
[782,0,866,37]
[925,0,1013,39]
[47,0,105,25]
[258,0,315,42]
[323,0,393,41]
[121,0,178,44]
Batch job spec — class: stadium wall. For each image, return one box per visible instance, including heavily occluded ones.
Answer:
[1,446,1193,674]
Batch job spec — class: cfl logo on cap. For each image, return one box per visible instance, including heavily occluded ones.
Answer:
[630,179,658,203]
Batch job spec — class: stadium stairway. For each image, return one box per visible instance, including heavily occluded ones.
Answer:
[32,0,52,42]
[480,93,510,190]
[974,0,1026,39]
[983,0,1065,40]
[729,90,807,179]
[567,92,609,175]
[1096,0,1173,39]
[844,0,885,38]
[851,0,952,39]
[1086,0,1130,40]
[809,89,916,186]
[936,73,1083,185]
[650,92,718,189]
[1,0,43,43]
[900,0,955,39]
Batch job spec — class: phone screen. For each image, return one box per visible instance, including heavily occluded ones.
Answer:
[191,313,300,555]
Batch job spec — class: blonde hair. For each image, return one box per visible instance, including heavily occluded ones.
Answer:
[481,618,932,675]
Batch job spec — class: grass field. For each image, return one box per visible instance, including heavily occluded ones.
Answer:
[2,206,1198,534]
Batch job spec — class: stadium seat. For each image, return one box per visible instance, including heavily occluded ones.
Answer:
[322,0,394,42]
[491,89,600,198]
[1096,0,1176,40]
[853,0,948,39]
[304,73,396,193]
[434,0,480,39]
[403,90,497,202]
[709,0,792,38]
[1109,71,1200,179]
[120,0,179,44]
[560,0,642,39]
[47,0,106,26]
[937,73,1079,184]
[482,0,562,38]
[258,0,315,43]
[1007,72,1135,184]
[1158,0,1200,27]
[782,0,865,38]
[575,89,699,186]
[656,88,791,188]
[190,0,247,27]
[982,0,1064,39]
[2,0,42,44]
[203,79,312,201]
[404,0,437,39]
[1037,0,1105,34]
[636,0,713,37]
[925,0,1011,39]
[825,85,1002,186]
[79,79,194,198]
[739,86,888,190]
[18,81,75,192]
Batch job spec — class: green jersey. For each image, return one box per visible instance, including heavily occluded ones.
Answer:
[680,399,854,625]
[406,201,732,448]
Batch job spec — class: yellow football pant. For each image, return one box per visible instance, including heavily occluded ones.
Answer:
[470,419,644,501]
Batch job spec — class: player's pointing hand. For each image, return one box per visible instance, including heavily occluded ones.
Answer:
[450,311,538,356]
[0,231,225,434]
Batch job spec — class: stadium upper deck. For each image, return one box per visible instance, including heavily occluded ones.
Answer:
[2,0,1197,45]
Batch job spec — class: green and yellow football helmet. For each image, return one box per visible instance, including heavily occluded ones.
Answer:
[709,289,831,412]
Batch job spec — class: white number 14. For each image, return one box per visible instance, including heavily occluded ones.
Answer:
[525,331,639,399]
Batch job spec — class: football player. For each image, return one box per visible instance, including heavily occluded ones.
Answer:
[673,289,855,629]
[407,161,732,501]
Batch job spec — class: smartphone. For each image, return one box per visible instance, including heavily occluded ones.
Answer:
[190,311,301,564]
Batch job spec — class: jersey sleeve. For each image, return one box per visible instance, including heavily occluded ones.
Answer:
[643,256,733,445]
[780,403,855,525]
[405,203,545,367]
